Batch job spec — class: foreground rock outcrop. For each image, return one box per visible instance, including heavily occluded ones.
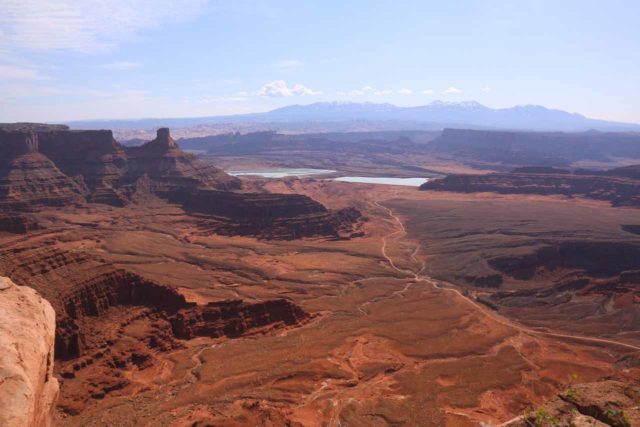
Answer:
[0,276,58,427]
[506,380,640,427]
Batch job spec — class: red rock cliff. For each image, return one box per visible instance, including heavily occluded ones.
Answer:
[0,276,59,427]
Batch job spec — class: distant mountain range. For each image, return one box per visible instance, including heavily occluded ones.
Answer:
[66,101,640,132]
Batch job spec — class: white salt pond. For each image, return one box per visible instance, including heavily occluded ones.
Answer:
[333,177,429,187]
[226,168,429,187]
[227,168,336,178]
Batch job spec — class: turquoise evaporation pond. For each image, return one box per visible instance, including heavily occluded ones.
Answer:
[333,176,429,187]
[227,168,337,178]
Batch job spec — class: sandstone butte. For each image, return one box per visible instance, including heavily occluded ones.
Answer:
[0,276,59,427]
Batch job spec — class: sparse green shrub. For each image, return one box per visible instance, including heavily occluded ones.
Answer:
[565,372,579,401]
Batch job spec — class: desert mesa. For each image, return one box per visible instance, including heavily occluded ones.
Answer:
[0,121,639,426]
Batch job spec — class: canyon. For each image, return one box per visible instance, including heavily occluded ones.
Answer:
[1,125,639,426]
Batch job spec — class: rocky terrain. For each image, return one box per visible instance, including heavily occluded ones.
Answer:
[421,165,640,207]
[0,126,362,239]
[505,380,640,427]
[1,123,639,426]
[0,217,313,416]
[0,276,58,427]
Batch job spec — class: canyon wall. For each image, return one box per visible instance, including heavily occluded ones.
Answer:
[429,128,640,167]
[0,276,58,427]
[421,167,640,207]
[0,126,362,239]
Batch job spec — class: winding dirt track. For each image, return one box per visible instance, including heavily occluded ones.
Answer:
[372,199,640,353]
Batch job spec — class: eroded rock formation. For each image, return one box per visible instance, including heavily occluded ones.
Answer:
[0,246,311,412]
[0,130,86,211]
[125,127,241,194]
[0,276,59,427]
[1,126,362,239]
[0,213,40,234]
[175,189,363,239]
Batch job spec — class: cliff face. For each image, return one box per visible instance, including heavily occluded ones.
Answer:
[0,276,58,427]
[429,128,640,167]
[0,246,312,412]
[171,299,309,339]
[38,130,130,206]
[0,213,40,234]
[0,125,362,240]
[0,130,86,211]
[125,127,241,193]
[177,188,363,239]
[0,127,240,209]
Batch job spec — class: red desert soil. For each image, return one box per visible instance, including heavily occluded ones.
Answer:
[2,178,638,426]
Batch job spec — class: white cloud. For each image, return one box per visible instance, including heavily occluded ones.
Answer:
[258,80,321,97]
[422,89,434,95]
[273,59,303,69]
[0,0,208,52]
[101,61,140,70]
[0,64,49,80]
[397,88,412,95]
[361,85,373,91]
[481,86,492,92]
[373,89,393,96]
[443,86,463,94]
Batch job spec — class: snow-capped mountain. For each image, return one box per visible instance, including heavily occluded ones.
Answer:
[67,101,640,132]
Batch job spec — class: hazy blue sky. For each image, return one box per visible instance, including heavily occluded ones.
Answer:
[1,0,639,122]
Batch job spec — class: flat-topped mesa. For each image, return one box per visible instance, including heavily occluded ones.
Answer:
[430,128,640,168]
[0,122,69,133]
[421,165,640,207]
[38,129,122,157]
[175,188,364,239]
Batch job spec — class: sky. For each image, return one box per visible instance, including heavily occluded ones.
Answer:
[1,0,639,123]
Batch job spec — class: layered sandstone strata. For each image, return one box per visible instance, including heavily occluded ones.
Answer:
[38,129,130,206]
[0,127,240,209]
[0,276,59,427]
[125,127,241,193]
[428,128,640,167]
[0,213,40,234]
[0,130,86,210]
[0,126,361,239]
[421,166,640,207]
